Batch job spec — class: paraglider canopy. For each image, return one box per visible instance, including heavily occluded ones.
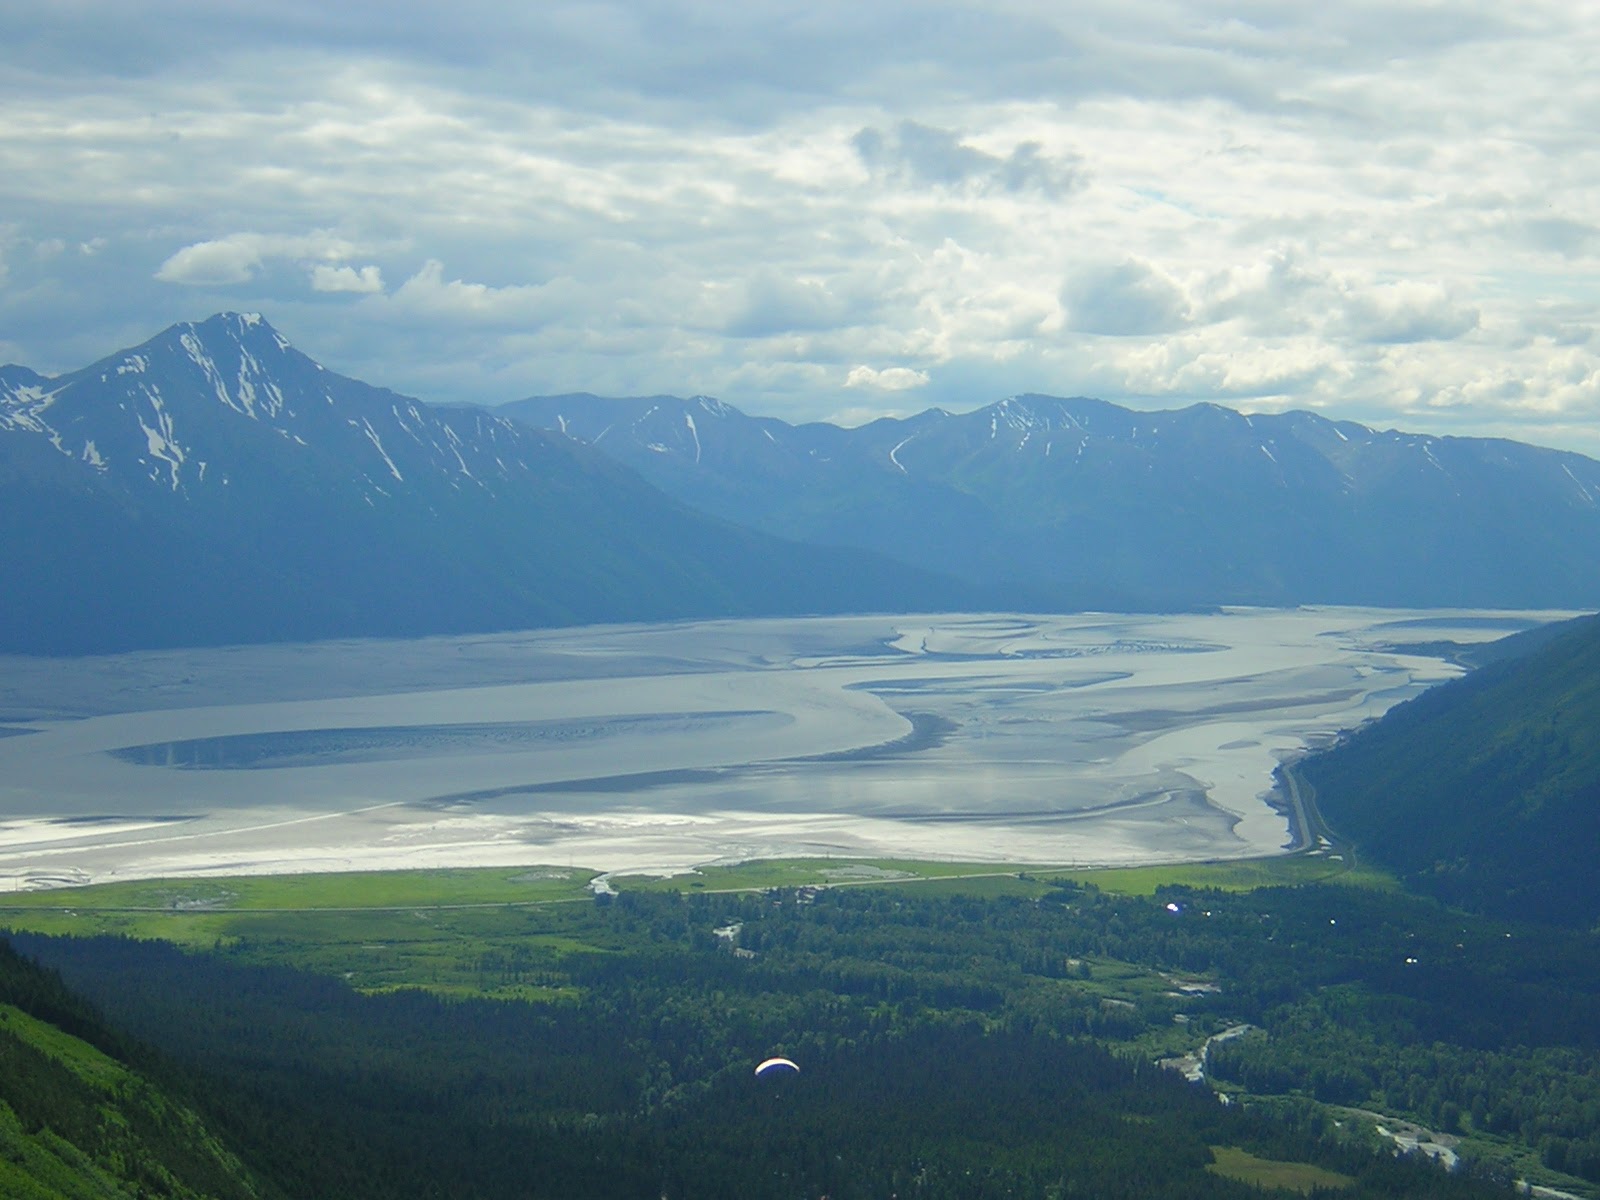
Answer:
[754,1056,799,1077]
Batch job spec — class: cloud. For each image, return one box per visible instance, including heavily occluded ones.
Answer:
[1121,334,1340,401]
[154,232,369,288]
[1513,217,1600,259]
[384,259,561,325]
[155,238,265,286]
[853,120,1083,195]
[1196,256,1479,346]
[1198,250,1328,335]
[720,273,865,338]
[7,2,1600,456]
[311,263,385,294]
[1516,303,1598,350]
[1340,283,1480,345]
[845,365,930,391]
[1062,260,1190,337]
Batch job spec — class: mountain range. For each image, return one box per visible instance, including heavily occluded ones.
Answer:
[0,315,967,655]
[6,313,1600,656]
[501,392,1600,611]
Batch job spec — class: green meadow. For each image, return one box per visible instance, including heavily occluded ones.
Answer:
[0,847,1381,949]
[1206,1146,1355,1193]
[0,851,1361,1004]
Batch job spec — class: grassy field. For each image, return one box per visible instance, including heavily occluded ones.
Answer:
[610,857,1031,892]
[1206,1146,1354,1193]
[0,855,1260,1007]
[0,900,640,995]
[0,847,1387,978]
[0,867,602,966]
[614,848,1387,897]
[0,849,1385,944]
[1033,854,1394,896]
[0,866,597,912]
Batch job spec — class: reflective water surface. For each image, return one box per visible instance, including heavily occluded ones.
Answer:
[0,608,1566,887]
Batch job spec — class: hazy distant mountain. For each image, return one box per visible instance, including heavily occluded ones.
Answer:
[0,315,969,654]
[1303,612,1600,927]
[502,392,1600,610]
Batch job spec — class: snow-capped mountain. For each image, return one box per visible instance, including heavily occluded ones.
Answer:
[501,391,1600,610]
[0,312,587,504]
[0,316,968,654]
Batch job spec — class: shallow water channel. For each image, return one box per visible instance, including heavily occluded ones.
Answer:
[0,607,1565,887]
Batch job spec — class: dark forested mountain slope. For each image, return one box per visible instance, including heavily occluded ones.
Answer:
[1303,613,1600,926]
[0,315,969,654]
[0,938,267,1199]
[502,392,1600,610]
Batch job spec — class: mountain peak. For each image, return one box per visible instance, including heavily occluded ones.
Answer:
[196,310,268,332]
[179,311,292,352]
[0,312,380,498]
[0,315,971,654]
[0,362,50,393]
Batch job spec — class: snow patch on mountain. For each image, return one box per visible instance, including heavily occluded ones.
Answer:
[442,424,475,479]
[179,330,242,416]
[356,418,404,482]
[685,411,701,463]
[1564,464,1597,507]
[0,385,59,435]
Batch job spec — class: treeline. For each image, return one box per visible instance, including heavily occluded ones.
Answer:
[3,880,1551,1200]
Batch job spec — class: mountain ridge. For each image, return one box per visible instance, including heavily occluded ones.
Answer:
[1302,611,1600,928]
[499,389,1600,610]
[10,312,1600,657]
[0,315,974,655]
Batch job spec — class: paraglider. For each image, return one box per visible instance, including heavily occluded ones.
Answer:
[754,1056,799,1077]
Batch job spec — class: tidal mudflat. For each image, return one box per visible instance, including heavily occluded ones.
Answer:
[0,608,1567,888]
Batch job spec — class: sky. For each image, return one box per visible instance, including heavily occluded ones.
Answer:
[3,1,1600,455]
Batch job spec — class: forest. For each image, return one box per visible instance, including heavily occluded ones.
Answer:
[4,865,1598,1198]
[1305,612,1600,927]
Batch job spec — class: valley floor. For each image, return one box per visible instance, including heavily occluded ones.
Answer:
[0,608,1567,890]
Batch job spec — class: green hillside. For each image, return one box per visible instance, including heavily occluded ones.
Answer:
[0,941,267,1200]
[1303,613,1600,926]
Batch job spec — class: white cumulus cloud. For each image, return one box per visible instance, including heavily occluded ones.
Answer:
[1062,260,1191,337]
[845,365,930,391]
[385,259,562,325]
[155,232,373,289]
[155,237,266,286]
[311,264,385,294]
